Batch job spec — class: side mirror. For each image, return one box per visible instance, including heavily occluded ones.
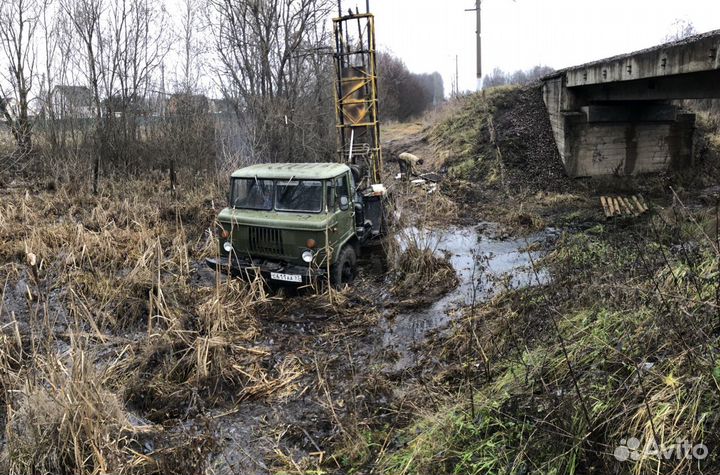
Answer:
[339,196,349,211]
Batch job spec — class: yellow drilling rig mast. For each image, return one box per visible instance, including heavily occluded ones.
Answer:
[332,1,383,186]
[332,1,386,237]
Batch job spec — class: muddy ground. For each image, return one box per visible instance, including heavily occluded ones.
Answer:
[203,88,720,474]
[187,104,579,473]
[200,89,720,473]
[202,222,558,473]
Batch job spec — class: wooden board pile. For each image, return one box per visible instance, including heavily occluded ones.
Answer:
[600,195,649,218]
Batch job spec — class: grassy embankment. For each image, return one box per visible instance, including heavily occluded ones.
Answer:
[430,86,598,232]
[355,86,720,474]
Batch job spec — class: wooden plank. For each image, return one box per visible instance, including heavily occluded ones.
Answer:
[622,197,639,217]
[626,196,642,216]
[600,196,611,217]
[631,195,646,214]
[618,197,631,216]
[626,198,637,216]
[613,197,623,216]
[635,194,649,212]
[618,197,632,216]
[607,196,617,216]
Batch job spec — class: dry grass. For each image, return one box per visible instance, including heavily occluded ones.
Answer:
[0,177,313,473]
[385,190,459,301]
[3,341,135,475]
[387,226,457,300]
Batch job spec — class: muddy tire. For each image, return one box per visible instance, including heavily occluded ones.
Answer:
[331,245,357,287]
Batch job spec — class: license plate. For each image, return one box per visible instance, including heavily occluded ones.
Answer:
[270,272,302,283]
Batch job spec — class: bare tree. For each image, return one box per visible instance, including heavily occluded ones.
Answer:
[61,0,103,192]
[109,0,169,172]
[665,19,697,42]
[0,0,46,156]
[208,0,335,164]
[153,0,215,186]
[177,0,203,93]
[61,0,168,191]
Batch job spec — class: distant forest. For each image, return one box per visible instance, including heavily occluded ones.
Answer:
[377,51,444,122]
[481,65,556,89]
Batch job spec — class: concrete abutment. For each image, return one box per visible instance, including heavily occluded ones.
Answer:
[541,29,719,178]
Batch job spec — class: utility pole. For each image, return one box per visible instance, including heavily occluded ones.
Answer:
[455,54,459,97]
[465,0,482,81]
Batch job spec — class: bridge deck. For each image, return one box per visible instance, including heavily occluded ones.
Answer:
[546,29,720,88]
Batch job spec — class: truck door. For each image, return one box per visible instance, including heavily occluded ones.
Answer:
[330,173,354,244]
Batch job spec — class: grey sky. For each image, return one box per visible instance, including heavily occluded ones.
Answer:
[368,0,720,93]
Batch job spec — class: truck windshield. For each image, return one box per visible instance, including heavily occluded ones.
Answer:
[231,178,274,210]
[275,180,323,213]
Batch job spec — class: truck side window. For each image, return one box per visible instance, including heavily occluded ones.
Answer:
[326,174,350,211]
[336,174,349,203]
[348,172,356,195]
[326,180,335,210]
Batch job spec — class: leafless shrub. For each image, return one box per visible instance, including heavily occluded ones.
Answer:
[664,18,697,42]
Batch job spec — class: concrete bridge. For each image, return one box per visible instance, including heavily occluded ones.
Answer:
[542,30,720,177]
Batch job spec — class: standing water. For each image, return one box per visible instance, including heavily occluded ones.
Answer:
[381,224,555,371]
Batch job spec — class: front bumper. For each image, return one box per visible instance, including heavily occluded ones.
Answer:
[206,256,324,285]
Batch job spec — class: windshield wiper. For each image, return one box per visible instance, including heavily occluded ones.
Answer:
[279,176,296,200]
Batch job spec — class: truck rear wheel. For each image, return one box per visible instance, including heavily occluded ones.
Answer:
[331,245,357,287]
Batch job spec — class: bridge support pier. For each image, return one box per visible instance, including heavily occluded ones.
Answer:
[543,76,694,177]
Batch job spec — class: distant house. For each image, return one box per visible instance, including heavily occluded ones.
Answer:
[52,85,93,119]
[100,94,157,119]
[209,98,234,115]
[167,94,208,116]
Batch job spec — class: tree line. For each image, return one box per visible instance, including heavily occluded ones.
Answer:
[377,51,444,122]
[481,65,555,90]
[0,0,444,191]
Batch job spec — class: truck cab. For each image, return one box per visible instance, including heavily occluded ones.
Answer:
[207,163,372,286]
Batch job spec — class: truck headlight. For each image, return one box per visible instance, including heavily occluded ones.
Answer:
[223,241,233,253]
[302,249,313,263]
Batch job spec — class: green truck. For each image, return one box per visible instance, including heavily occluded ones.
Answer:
[208,8,388,287]
[206,163,386,286]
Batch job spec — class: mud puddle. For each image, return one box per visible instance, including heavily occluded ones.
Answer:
[381,224,557,372]
[188,224,559,471]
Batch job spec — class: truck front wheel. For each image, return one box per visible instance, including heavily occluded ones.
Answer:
[331,245,357,287]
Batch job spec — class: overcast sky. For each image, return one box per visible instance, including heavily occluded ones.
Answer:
[366,0,720,93]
